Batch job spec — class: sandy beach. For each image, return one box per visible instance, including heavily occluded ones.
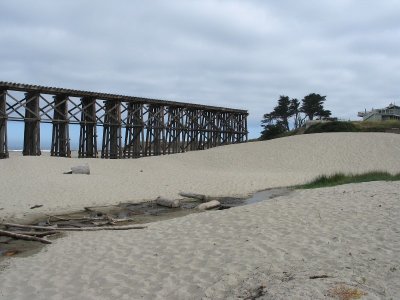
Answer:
[0,132,400,299]
[1,132,400,222]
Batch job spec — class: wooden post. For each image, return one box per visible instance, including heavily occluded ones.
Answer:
[102,100,122,159]
[0,89,8,159]
[221,113,227,145]
[79,97,97,158]
[198,110,206,150]
[208,111,215,149]
[181,109,188,152]
[226,113,233,144]
[197,111,203,150]
[144,105,164,156]
[124,103,143,158]
[215,112,222,147]
[165,107,174,154]
[182,109,197,152]
[23,92,41,156]
[244,113,248,142]
[233,113,239,143]
[165,107,183,154]
[238,113,246,143]
[206,111,213,149]
[191,109,199,151]
[51,95,70,157]
[221,112,229,145]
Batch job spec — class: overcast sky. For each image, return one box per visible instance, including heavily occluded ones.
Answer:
[1,0,400,141]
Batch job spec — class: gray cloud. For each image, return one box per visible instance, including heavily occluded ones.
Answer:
[1,0,400,139]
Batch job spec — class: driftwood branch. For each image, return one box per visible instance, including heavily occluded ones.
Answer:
[0,229,52,244]
[309,275,332,279]
[11,231,60,237]
[156,196,181,208]
[84,206,112,212]
[3,223,57,230]
[197,200,221,210]
[50,225,147,231]
[45,214,84,221]
[3,223,147,231]
[179,192,209,202]
[45,214,131,224]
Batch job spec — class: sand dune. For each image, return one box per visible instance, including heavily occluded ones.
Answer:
[1,132,400,221]
[1,132,400,299]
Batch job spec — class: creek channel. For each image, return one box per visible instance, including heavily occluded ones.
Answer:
[0,187,292,260]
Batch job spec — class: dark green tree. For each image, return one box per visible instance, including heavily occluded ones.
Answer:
[260,122,287,140]
[261,93,332,140]
[289,98,305,129]
[301,93,331,120]
[273,95,292,131]
[260,95,299,140]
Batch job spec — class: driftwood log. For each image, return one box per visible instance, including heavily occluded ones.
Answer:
[3,223,147,231]
[0,229,52,244]
[179,192,209,202]
[11,231,60,237]
[3,223,57,230]
[47,225,147,231]
[197,200,221,210]
[64,164,90,175]
[156,196,181,208]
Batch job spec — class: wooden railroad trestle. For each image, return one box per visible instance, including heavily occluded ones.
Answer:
[0,82,248,159]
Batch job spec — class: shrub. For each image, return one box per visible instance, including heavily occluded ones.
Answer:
[304,121,358,134]
[354,120,400,132]
[260,123,287,140]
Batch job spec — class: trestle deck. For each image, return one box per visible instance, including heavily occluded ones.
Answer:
[0,82,248,159]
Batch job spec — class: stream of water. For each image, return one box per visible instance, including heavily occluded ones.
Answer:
[0,187,293,260]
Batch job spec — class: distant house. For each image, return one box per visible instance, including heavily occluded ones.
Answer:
[358,103,400,121]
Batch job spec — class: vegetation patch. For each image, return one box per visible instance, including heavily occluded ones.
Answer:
[298,171,400,189]
[260,93,330,140]
[304,121,358,134]
[353,120,400,132]
[327,284,367,300]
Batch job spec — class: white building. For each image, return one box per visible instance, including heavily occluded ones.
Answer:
[358,103,400,121]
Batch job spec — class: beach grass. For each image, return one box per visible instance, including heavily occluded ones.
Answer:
[299,171,400,189]
[354,120,400,132]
